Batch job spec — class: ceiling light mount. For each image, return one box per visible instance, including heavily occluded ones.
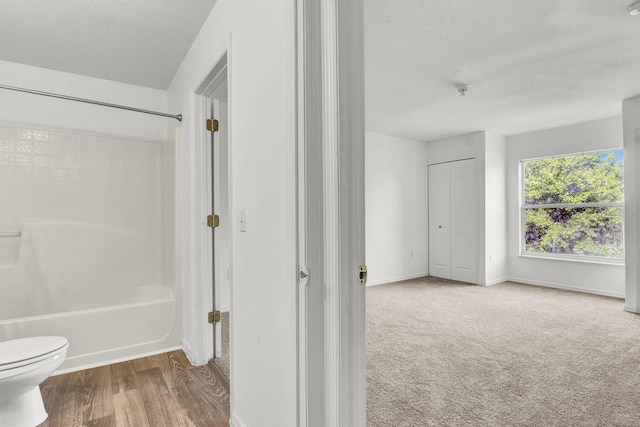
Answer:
[456,84,469,100]
[630,1,640,15]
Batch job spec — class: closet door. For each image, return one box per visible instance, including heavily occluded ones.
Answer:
[450,159,476,283]
[428,158,477,283]
[428,162,451,279]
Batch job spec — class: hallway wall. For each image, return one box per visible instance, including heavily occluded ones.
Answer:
[167,1,297,426]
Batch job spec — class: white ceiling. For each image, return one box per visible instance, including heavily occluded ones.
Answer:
[365,0,640,141]
[1,0,638,141]
[0,0,217,90]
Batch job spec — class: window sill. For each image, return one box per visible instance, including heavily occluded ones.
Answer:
[518,253,625,267]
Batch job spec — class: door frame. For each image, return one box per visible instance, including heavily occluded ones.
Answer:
[191,38,234,395]
[185,1,367,423]
[297,0,366,425]
[208,75,229,359]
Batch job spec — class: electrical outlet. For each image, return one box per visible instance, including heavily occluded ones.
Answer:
[240,208,247,232]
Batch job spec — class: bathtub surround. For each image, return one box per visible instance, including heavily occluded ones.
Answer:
[0,60,168,142]
[0,125,180,371]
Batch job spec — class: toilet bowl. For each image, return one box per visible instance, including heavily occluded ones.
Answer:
[0,336,68,427]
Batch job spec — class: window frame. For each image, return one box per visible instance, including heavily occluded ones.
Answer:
[518,150,625,265]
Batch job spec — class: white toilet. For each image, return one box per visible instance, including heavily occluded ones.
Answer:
[0,336,68,427]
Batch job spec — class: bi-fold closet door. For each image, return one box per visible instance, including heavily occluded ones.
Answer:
[428,158,477,284]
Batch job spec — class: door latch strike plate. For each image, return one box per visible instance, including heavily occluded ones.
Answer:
[299,266,310,286]
[359,266,367,285]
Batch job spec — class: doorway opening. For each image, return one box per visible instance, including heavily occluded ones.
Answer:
[196,51,231,382]
[209,75,230,379]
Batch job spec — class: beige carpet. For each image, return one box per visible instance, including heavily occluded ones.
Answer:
[214,311,230,380]
[366,277,640,426]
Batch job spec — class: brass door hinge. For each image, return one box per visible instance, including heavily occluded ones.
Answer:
[207,214,220,228]
[359,266,368,285]
[208,310,221,324]
[206,119,219,132]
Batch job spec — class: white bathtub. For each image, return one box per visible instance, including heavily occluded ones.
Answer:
[0,285,179,373]
[0,222,180,373]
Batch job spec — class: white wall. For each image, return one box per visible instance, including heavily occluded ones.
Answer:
[623,97,640,312]
[506,117,625,297]
[427,132,488,284]
[485,132,508,285]
[167,1,297,426]
[0,60,169,142]
[365,131,429,285]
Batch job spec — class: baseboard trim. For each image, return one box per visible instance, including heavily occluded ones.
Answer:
[483,277,508,286]
[508,277,625,299]
[53,345,183,376]
[182,339,195,364]
[230,413,246,427]
[366,272,429,287]
[207,359,230,392]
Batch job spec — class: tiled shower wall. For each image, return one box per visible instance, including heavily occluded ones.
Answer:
[161,131,176,296]
[0,125,163,312]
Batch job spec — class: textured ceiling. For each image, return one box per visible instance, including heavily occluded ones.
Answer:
[366,0,640,141]
[0,0,217,89]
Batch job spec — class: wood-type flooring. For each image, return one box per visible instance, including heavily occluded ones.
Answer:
[39,350,230,427]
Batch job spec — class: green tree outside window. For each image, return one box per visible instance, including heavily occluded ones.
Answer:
[522,150,624,259]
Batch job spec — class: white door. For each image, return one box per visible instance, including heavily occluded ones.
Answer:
[428,158,477,283]
[428,163,451,279]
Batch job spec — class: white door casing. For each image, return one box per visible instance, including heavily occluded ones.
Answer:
[211,80,230,358]
[297,0,366,425]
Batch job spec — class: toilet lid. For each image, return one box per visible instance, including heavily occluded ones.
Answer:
[0,336,68,371]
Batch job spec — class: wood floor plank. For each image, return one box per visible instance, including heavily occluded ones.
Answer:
[136,367,182,427]
[167,349,191,366]
[82,365,114,422]
[84,414,116,427]
[39,350,229,427]
[208,359,230,393]
[113,389,151,427]
[173,365,230,427]
[41,390,84,427]
[54,369,86,395]
[130,353,162,372]
[110,360,139,394]
[40,373,58,425]
[170,383,229,427]
[160,350,190,389]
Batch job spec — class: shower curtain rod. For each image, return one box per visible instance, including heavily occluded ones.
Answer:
[0,84,182,122]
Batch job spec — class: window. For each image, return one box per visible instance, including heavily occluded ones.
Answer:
[520,149,624,262]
